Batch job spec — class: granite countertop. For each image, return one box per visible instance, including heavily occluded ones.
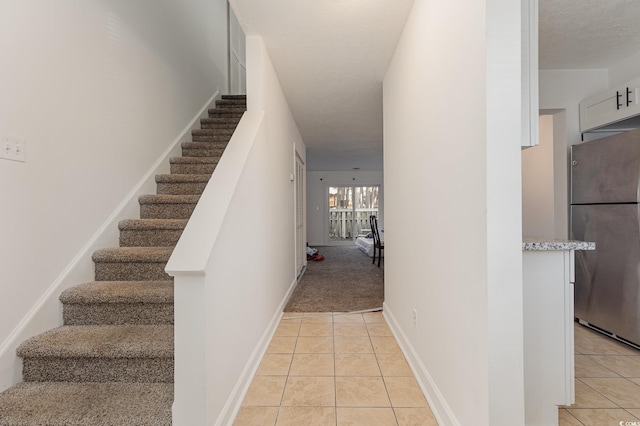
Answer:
[522,238,596,251]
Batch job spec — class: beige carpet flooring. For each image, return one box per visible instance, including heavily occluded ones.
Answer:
[284,245,384,312]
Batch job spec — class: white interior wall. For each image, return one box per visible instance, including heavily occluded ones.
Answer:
[229,6,247,94]
[0,0,228,389]
[383,0,523,424]
[539,69,608,146]
[522,115,556,238]
[609,51,640,87]
[306,170,383,246]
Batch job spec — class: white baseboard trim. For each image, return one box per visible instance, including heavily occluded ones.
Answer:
[383,302,460,426]
[0,91,220,391]
[216,276,299,426]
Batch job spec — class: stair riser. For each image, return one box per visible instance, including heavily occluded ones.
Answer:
[140,203,197,219]
[170,163,217,174]
[22,358,173,383]
[95,262,171,281]
[156,182,208,196]
[63,303,173,326]
[182,148,225,157]
[120,229,184,247]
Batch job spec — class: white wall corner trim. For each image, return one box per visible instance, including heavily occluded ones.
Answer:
[0,91,220,391]
[216,276,298,426]
[383,302,460,426]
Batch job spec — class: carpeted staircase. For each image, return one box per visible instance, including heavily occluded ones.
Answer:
[0,95,246,426]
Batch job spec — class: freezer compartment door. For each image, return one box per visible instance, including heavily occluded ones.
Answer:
[571,129,640,204]
[571,204,640,345]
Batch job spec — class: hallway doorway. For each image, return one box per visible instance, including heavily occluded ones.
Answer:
[327,186,379,245]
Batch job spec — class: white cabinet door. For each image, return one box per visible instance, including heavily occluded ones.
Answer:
[579,86,626,132]
[521,0,539,148]
[580,76,640,132]
[624,75,640,118]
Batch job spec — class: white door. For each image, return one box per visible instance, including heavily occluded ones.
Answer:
[295,151,306,277]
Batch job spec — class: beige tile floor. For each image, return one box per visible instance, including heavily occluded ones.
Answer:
[235,315,640,425]
[233,311,438,426]
[560,323,640,426]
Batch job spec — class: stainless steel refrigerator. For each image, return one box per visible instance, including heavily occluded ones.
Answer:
[571,128,640,347]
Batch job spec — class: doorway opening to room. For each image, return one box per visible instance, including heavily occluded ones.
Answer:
[327,185,380,245]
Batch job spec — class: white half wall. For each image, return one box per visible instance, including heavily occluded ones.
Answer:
[167,35,306,425]
[383,0,524,424]
[0,0,229,390]
[306,170,383,246]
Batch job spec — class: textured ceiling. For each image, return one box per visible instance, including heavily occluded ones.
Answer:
[230,0,415,171]
[539,0,640,69]
[231,0,640,171]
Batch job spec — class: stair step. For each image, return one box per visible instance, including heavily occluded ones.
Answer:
[192,128,235,137]
[155,174,210,195]
[60,281,174,325]
[221,94,247,100]
[0,382,172,425]
[208,108,245,118]
[17,325,173,383]
[138,194,200,219]
[182,141,227,149]
[200,117,242,129]
[191,134,232,143]
[119,219,188,247]
[182,142,226,158]
[169,156,220,174]
[215,99,247,108]
[92,247,173,281]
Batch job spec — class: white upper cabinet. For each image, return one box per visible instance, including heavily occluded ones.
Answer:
[522,0,539,148]
[580,75,640,133]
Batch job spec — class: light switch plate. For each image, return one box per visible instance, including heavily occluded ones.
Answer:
[0,136,26,162]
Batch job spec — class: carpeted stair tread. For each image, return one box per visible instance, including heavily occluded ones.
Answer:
[182,141,227,150]
[155,174,211,183]
[169,156,220,164]
[155,174,211,195]
[200,117,242,128]
[119,219,187,247]
[192,128,235,136]
[216,97,246,105]
[208,109,245,117]
[191,135,232,143]
[61,281,174,326]
[17,325,173,358]
[92,247,173,263]
[208,107,246,113]
[138,194,200,204]
[0,382,172,426]
[182,146,226,158]
[60,281,173,305]
[221,94,247,100]
[169,157,220,175]
[138,195,200,219]
[119,219,188,231]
